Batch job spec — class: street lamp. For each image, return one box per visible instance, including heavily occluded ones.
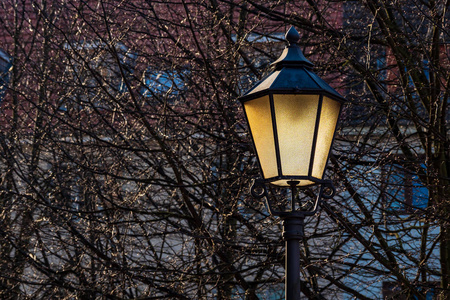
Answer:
[238,27,345,299]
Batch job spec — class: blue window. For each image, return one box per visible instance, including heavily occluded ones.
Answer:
[0,49,12,103]
[384,164,428,213]
[376,49,387,82]
[405,59,430,92]
[142,68,189,99]
[414,285,435,300]
[422,59,429,81]
[383,281,438,299]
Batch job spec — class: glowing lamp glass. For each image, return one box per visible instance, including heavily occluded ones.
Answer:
[243,94,341,187]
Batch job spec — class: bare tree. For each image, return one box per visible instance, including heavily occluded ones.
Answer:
[0,0,448,299]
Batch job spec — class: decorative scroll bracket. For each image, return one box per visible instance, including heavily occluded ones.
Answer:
[250,178,335,218]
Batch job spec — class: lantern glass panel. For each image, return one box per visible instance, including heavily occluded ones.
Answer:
[273,94,319,186]
[243,95,278,179]
[312,96,341,178]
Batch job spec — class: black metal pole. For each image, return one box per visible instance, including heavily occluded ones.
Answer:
[283,216,304,300]
[283,182,304,300]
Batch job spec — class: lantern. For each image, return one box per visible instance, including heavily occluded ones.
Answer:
[239,27,345,188]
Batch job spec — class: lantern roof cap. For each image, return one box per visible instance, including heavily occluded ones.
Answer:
[239,27,346,103]
[271,26,314,69]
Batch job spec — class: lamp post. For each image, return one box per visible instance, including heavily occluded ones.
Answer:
[238,27,345,300]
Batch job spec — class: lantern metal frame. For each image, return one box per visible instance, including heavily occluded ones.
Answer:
[238,26,346,300]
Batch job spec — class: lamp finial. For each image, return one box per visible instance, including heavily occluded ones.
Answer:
[286,26,300,45]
